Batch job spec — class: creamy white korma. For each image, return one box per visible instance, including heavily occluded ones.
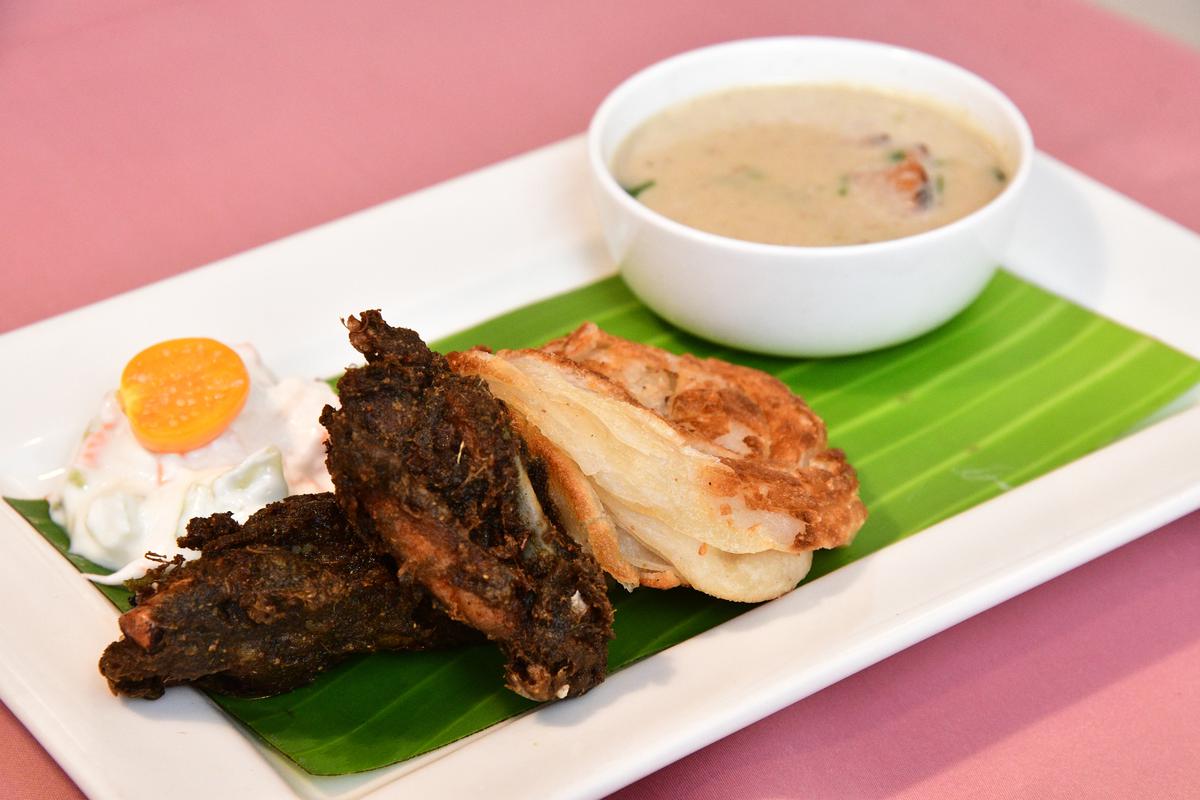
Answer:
[612,84,1012,246]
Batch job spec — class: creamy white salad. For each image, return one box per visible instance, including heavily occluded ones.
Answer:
[50,344,337,584]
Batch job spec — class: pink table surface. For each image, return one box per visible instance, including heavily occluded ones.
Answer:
[2,1,1199,798]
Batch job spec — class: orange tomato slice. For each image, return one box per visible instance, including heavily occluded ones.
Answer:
[118,338,250,453]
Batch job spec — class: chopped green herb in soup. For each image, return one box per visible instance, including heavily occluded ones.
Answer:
[613,84,1014,246]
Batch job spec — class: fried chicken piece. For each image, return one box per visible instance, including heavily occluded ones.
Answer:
[99,493,475,699]
[321,312,612,701]
[450,323,866,602]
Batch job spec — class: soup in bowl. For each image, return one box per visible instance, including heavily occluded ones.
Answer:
[588,37,1033,356]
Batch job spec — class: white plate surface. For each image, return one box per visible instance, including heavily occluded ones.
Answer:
[2,136,1200,800]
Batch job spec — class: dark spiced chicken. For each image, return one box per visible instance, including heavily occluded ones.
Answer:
[321,312,613,701]
[99,493,475,699]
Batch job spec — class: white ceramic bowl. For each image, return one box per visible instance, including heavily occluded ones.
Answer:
[587,37,1033,356]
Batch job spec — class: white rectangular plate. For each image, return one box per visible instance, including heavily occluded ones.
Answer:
[2,136,1200,800]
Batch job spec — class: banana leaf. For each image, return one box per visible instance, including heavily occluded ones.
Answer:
[7,270,1200,775]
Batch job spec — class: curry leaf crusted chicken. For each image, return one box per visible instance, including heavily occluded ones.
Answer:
[99,493,475,699]
[321,312,613,701]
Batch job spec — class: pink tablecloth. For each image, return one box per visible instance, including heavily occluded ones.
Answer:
[2,2,1198,798]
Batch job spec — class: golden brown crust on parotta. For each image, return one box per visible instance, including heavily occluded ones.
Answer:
[542,323,827,465]
[543,324,866,552]
[448,326,865,603]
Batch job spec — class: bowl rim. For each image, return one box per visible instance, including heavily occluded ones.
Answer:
[587,35,1035,258]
